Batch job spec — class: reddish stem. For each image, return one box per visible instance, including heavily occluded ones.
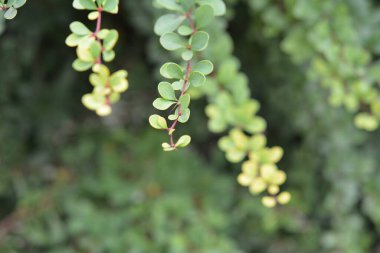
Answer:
[95,8,103,64]
[167,60,192,147]
[165,10,198,148]
[185,10,197,34]
[96,8,103,32]
[92,7,111,107]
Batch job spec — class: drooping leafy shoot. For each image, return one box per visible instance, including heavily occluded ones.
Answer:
[66,0,128,116]
[150,0,217,151]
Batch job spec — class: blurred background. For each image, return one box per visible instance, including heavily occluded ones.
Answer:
[1,0,380,252]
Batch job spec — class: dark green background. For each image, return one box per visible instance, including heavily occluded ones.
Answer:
[1,0,380,252]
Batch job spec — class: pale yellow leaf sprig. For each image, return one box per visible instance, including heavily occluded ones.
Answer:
[82,64,128,116]
[219,128,291,208]
[66,0,128,116]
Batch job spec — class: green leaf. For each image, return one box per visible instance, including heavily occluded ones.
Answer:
[149,115,168,130]
[209,117,228,133]
[97,29,109,39]
[110,93,120,103]
[189,31,209,51]
[103,0,118,13]
[178,108,190,123]
[4,7,17,19]
[96,104,112,116]
[77,46,94,62]
[181,50,194,61]
[89,73,105,86]
[73,0,85,9]
[166,63,184,79]
[153,98,176,110]
[180,0,195,10]
[189,71,206,87]
[13,0,27,8]
[162,142,175,152]
[160,32,185,51]
[89,41,102,58]
[158,82,176,101]
[70,21,91,36]
[371,101,380,118]
[154,14,186,36]
[169,107,190,123]
[197,0,226,16]
[218,136,234,151]
[245,117,267,134]
[168,113,177,121]
[79,0,97,10]
[160,63,172,79]
[103,30,118,50]
[88,11,99,20]
[195,5,214,28]
[73,59,93,72]
[354,113,379,131]
[178,25,193,36]
[176,135,191,148]
[249,134,267,151]
[172,80,184,91]
[76,37,95,53]
[179,94,190,111]
[82,94,104,110]
[65,34,83,47]
[103,50,115,62]
[110,70,128,92]
[7,0,17,6]
[193,60,213,75]
[92,64,110,76]
[110,69,128,79]
[226,149,246,163]
[157,0,182,11]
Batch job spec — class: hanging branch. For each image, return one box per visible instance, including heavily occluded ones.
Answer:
[66,0,129,116]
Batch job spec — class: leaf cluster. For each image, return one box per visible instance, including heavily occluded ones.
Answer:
[0,0,27,19]
[250,0,380,131]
